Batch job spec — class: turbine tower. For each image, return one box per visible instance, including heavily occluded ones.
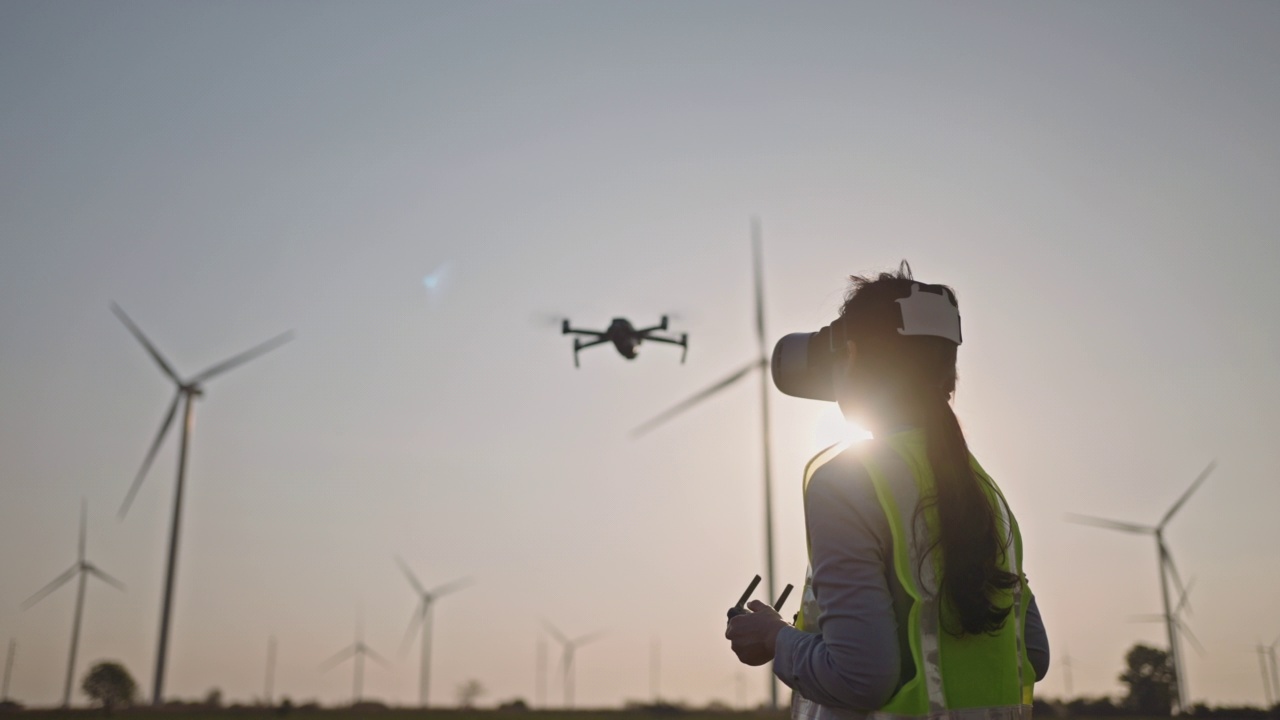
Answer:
[1255,636,1280,710]
[1257,642,1274,709]
[111,303,291,704]
[21,502,125,707]
[535,634,547,709]
[542,621,603,709]
[394,557,471,707]
[1067,461,1215,714]
[2,640,16,702]
[264,636,277,706]
[631,218,779,707]
[1270,637,1280,709]
[319,621,387,705]
[1060,647,1074,700]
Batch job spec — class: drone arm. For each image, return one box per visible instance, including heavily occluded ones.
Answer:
[573,337,609,368]
[634,316,669,334]
[639,334,683,347]
[562,327,605,337]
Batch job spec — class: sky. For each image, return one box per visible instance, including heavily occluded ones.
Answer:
[2,0,1279,710]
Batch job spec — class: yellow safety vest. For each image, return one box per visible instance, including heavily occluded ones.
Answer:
[793,430,1034,720]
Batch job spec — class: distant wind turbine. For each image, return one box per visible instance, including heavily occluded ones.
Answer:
[650,635,660,702]
[2,640,16,702]
[1257,642,1274,709]
[1060,646,1074,700]
[631,218,779,710]
[542,621,604,709]
[319,620,387,705]
[111,302,292,704]
[1256,636,1280,710]
[394,557,471,707]
[1270,637,1280,709]
[21,502,125,707]
[264,636,277,707]
[1067,461,1215,715]
[535,634,547,709]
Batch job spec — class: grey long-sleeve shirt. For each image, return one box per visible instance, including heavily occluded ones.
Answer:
[773,448,1050,713]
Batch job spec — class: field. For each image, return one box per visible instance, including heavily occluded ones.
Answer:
[4,711,792,720]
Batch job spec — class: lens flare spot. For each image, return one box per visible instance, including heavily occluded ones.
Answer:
[422,262,453,298]
[813,405,872,450]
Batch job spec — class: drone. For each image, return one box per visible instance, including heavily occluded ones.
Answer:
[561,316,688,368]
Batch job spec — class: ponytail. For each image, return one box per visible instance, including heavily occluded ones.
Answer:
[921,394,1019,636]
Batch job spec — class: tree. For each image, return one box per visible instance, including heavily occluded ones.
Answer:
[456,679,484,708]
[81,662,137,712]
[1119,644,1173,716]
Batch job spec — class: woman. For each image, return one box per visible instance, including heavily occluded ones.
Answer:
[726,263,1050,719]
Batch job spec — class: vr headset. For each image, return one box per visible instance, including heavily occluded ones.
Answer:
[771,283,962,402]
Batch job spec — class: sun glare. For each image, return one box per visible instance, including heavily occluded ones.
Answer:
[813,405,873,449]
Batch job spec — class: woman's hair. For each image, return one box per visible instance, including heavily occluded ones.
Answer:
[839,261,1018,636]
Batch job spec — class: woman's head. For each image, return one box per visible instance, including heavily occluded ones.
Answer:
[834,261,959,430]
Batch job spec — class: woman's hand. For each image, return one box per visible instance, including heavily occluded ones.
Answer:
[725,600,789,666]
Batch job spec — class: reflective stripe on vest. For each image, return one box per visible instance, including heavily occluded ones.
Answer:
[792,432,1033,720]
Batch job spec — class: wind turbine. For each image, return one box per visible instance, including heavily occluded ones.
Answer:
[1257,636,1280,710]
[541,621,604,709]
[535,634,547,709]
[21,502,125,707]
[1257,642,1275,709]
[111,303,291,704]
[2,640,16,702]
[1060,646,1074,700]
[650,634,661,702]
[319,621,388,705]
[394,557,471,707]
[264,636,277,707]
[1270,636,1280,709]
[1067,461,1216,714]
[631,218,779,708]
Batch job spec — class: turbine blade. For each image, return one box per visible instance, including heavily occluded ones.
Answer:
[191,331,294,383]
[363,647,390,668]
[318,645,356,672]
[428,577,473,599]
[120,391,181,518]
[573,630,606,647]
[79,499,87,562]
[86,566,126,592]
[1127,614,1166,623]
[21,566,79,610]
[111,303,180,383]
[1064,513,1153,534]
[1175,576,1197,616]
[541,620,569,646]
[1162,547,1191,616]
[399,603,424,657]
[751,217,766,353]
[631,359,763,437]
[1177,619,1206,656]
[1160,460,1216,528]
[394,556,427,595]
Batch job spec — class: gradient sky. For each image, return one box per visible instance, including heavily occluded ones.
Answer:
[3,0,1279,710]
